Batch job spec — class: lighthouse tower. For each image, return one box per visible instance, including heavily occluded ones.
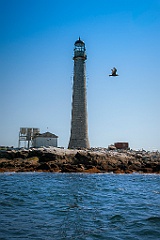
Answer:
[68,37,90,149]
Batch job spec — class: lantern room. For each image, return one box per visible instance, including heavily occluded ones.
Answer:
[74,37,87,59]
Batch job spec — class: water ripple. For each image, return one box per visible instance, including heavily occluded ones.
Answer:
[0,173,160,240]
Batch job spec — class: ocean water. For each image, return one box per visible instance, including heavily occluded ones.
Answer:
[0,173,160,240]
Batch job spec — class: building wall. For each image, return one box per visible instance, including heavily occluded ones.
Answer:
[32,137,57,148]
[68,55,90,149]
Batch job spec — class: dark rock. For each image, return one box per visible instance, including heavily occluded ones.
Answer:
[61,164,79,173]
[0,151,15,159]
[49,162,60,172]
[0,159,15,168]
[39,152,57,162]
[142,168,153,173]
[39,152,64,162]
[97,162,108,171]
[117,163,128,171]
[84,166,101,173]
[152,164,160,173]
[15,150,29,159]
[74,151,90,164]
[36,163,51,171]
[113,168,125,174]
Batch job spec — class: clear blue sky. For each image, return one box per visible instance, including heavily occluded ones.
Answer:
[0,0,160,150]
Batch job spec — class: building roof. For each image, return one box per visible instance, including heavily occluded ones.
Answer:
[34,132,58,138]
[75,37,85,45]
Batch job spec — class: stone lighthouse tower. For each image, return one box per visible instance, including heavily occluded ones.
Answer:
[68,37,90,149]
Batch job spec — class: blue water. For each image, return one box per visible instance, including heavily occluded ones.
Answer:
[0,173,160,240]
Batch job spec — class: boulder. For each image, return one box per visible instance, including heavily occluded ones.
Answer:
[36,163,51,171]
[61,164,80,173]
[108,145,117,150]
[84,167,101,173]
[49,162,60,172]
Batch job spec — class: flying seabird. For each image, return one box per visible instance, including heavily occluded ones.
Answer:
[109,67,119,76]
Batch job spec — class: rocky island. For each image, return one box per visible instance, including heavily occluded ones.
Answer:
[0,147,160,173]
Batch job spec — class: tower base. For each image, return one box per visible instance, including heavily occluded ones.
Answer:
[68,138,90,149]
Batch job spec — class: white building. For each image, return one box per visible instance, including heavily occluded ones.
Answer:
[32,132,58,148]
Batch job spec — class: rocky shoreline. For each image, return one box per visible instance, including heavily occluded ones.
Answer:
[0,147,160,174]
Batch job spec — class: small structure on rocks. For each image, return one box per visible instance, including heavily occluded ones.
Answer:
[18,127,40,148]
[32,132,58,148]
[114,142,129,150]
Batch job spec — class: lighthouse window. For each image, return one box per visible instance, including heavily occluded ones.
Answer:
[75,45,85,51]
[75,46,81,51]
